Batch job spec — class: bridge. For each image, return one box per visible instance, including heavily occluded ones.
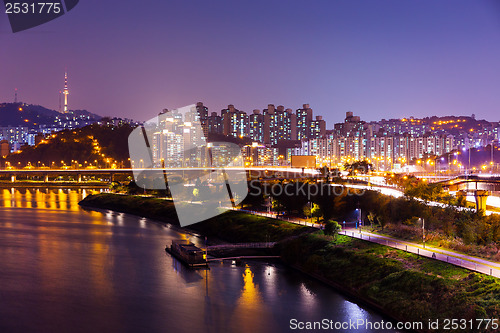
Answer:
[432,175,500,211]
[439,175,500,191]
[0,167,319,183]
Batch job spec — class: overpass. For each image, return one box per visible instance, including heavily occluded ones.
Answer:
[0,167,319,183]
[437,176,500,211]
[439,175,500,191]
[352,173,500,212]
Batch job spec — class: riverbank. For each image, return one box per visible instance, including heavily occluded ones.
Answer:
[79,193,500,332]
[79,193,314,243]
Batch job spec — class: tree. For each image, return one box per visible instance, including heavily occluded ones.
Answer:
[304,202,322,222]
[303,203,312,220]
[272,198,285,217]
[311,203,322,223]
[315,184,335,221]
[367,211,376,227]
[344,160,373,175]
[241,180,265,208]
[376,215,386,230]
[324,220,341,237]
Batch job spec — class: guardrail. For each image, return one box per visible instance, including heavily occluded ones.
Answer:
[207,242,276,250]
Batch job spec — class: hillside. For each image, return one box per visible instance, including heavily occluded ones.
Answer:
[0,103,101,128]
[1,123,134,168]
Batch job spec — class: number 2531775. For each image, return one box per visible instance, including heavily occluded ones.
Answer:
[5,2,62,14]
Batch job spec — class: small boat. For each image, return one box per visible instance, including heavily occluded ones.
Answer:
[165,240,208,268]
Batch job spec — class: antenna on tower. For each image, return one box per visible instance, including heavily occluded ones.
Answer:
[63,70,69,113]
[14,88,17,103]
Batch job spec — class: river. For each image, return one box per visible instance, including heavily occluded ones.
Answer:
[0,188,400,333]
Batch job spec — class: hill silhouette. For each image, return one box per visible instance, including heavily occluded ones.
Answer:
[0,103,101,127]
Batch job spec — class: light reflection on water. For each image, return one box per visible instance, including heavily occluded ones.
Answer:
[0,188,400,333]
[0,187,108,211]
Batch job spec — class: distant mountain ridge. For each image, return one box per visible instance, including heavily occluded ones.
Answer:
[0,102,102,128]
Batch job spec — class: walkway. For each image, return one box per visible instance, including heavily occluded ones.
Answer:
[231,207,500,278]
[343,228,500,278]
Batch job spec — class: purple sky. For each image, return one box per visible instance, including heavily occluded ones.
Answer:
[1,0,500,127]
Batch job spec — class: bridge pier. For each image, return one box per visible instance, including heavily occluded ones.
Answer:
[44,175,49,182]
[11,175,16,182]
[78,174,82,183]
[474,190,489,212]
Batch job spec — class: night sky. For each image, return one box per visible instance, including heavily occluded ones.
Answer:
[1,0,500,126]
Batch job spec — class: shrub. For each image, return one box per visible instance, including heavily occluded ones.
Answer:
[324,220,341,237]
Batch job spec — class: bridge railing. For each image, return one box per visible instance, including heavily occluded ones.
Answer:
[207,242,276,250]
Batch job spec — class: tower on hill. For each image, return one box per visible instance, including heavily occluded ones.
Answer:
[63,72,69,113]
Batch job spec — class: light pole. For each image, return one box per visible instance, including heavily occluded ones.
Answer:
[467,145,471,179]
[421,218,425,248]
[491,142,494,174]
[358,208,362,233]
[309,201,313,225]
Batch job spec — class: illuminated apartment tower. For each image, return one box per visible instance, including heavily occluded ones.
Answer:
[249,110,264,143]
[222,104,248,138]
[63,72,69,113]
[262,104,296,145]
[296,104,313,140]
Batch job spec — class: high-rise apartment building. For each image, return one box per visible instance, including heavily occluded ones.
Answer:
[262,104,297,145]
[310,116,326,139]
[207,112,223,135]
[296,104,313,140]
[222,104,248,138]
[249,110,264,143]
[196,102,209,136]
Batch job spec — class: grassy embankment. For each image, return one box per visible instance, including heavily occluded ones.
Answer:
[79,193,312,242]
[280,233,500,332]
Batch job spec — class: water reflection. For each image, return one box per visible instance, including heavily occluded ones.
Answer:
[0,187,107,210]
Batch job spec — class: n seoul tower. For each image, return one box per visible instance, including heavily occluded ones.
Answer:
[63,71,69,113]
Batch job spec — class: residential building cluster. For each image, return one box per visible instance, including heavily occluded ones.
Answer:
[144,106,242,169]
[199,102,326,145]
[194,103,500,170]
[294,112,457,170]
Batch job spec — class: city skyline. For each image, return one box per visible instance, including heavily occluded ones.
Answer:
[1,1,500,125]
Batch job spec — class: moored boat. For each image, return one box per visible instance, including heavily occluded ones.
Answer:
[165,240,208,268]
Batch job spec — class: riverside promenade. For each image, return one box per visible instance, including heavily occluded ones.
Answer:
[230,207,500,278]
[342,228,500,278]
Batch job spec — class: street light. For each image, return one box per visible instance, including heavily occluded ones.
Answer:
[420,217,425,248]
[356,208,362,233]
